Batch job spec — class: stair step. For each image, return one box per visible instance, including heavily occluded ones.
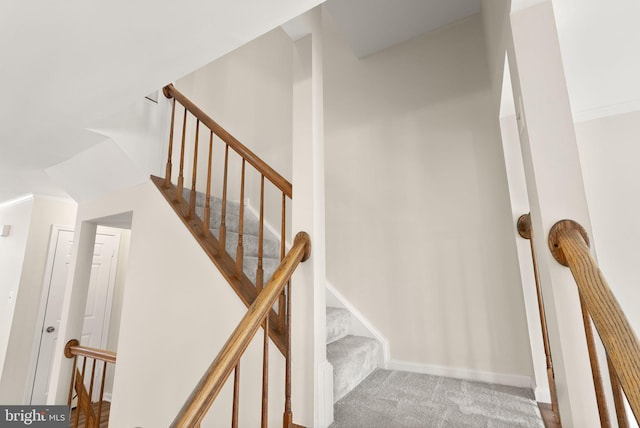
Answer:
[210,228,281,259]
[327,335,381,402]
[326,307,350,344]
[243,256,280,284]
[194,205,262,237]
[183,189,239,214]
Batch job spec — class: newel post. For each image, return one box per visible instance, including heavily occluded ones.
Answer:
[509,1,603,426]
[290,6,333,428]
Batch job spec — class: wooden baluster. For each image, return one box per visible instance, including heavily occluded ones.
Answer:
[549,220,640,423]
[176,109,188,203]
[256,175,265,292]
[517,214,559,415]
[75,357,87,428]
[164,98,176,188]
[85,359,97,428]
[67,355,78,408]
[580,295,611,427]
[203,130,213,237]
[278,193,286,332]
[608,357,629,428]
[236,159,246,277]
[232,363,240,428]
[261,315,269,428]
[283,280,292,428]
[189,119,200,218]
[88,358,97,404]
[96,361,107,428]
[219,145,229,254]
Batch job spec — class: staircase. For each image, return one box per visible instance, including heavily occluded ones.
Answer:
[187,188,382,403]
[187,189,282,284]
[157,84,386,425]
[156,84,309,426]
[326,307,382,402]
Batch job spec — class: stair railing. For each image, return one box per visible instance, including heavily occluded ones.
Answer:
[517,213,560,423]
[548,219,640,427]
[158,83,292,334]
[64,339,117,428]
[170,231,311,427]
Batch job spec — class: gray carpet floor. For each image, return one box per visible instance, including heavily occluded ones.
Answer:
[330,369,544,428]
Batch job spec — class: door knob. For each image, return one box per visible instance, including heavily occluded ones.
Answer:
[46,326,55,333]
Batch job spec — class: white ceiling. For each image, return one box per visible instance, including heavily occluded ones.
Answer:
[0,0,323,202]
[325,0,481,58]
[552,0,640,122]
[1,0,639,203]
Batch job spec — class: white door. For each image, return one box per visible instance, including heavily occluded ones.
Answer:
[30,229,117,405]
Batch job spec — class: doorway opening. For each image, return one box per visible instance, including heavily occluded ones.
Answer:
[27,212,133,405]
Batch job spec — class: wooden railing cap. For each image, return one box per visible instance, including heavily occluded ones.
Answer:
[294,232,311,262]
[64,339,117,363]
[548,219,590,266]
[517,213,532,240]
[163,84,174,99]
[64,339,80,358]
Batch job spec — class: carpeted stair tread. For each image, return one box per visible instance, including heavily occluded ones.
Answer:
[209,228,281,259]
[183,189,239,213]
[326,307,351,344]
[328,335,382,403]
[243,255,280,284]
[182,189,283,287]
[194,205,262,237]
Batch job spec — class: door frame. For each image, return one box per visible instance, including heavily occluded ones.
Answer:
[24,224,121,404]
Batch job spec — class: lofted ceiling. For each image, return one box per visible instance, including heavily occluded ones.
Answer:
[552,0,640,122]
[1,0,639,203]
[325,0,481,58]
[0,0,324,202]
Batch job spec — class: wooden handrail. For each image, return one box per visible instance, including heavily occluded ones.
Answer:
[170,232,311,427]
[64,339,117,364]
[163,84,292,198]
[549,220,640,423]
[64,339,116,428]
[517,213,560,421]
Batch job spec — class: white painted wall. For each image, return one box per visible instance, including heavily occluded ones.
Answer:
[574,109,639,428]
[323,12,533,380]
[70,182,285,427]
[46,140,150,204]
[102,227,131,399]
[553,0,640,121]
[45,77,169,205]
[0,196,77,403]
[90,96,169,180]
[481,0,512,91]
[575,111,640,334]
[174,28,294,235]
[499,111,552,402]
[0,196,35,388]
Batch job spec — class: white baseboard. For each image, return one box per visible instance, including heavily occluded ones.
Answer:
[316,360,334,428]
[385,359,534,389]
[102,392,113,402]
[325,281,390,364]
